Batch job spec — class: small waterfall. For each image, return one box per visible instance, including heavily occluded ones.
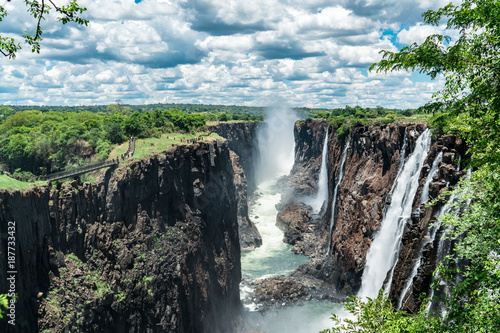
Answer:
[397,150,444,309]
[397,193,456,310]
[385,128,408,204]
[426,168,471,316]
[420,151,443,204]
[326,138,350,256]
[358,129,431,299]
[305,128,330,214]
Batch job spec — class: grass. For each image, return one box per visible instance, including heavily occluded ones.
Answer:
[0,174,45,190]
[109,131,223,162]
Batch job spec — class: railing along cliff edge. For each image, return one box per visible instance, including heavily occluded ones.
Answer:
[46,136,135,182]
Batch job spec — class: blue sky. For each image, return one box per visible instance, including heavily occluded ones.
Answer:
[0,0,459,108]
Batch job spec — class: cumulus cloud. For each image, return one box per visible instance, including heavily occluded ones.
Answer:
[0,0,457,108]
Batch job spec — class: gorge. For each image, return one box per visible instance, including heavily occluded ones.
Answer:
[1,113,469,332]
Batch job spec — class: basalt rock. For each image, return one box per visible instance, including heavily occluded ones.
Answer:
[0,142,242,333]
[389,135,468,312]
[210,122,263,252]
[230,151,262,252]
[209,122,260,195]
[278,119,328,208]
[284,121,427,294]
[276,202,324,258]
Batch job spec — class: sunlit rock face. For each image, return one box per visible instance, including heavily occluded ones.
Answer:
[277,120,467,312]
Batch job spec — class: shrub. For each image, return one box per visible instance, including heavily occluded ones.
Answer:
[336,123,351,141]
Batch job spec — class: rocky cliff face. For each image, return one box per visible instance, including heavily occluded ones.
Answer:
[209,122,262,252]
[230,151,262,252]
[389,135,467,312]
[287,119,329,198]
[0,142,242,333]
[319,123,426,294]
[276,120,468,305]
[209,122,259,195]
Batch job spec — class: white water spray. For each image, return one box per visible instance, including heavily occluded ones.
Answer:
[398,192,456,310]
[358,129,432,299]
[304,128,330,214]
[326,138,350,256]
[255,106,299,184]
[420,151,443,204]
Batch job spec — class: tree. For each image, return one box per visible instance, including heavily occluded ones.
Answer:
[0,0,88,58]
[370,0,500,170]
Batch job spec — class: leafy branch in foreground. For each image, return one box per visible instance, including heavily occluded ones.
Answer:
[0,0,88,58]
[321,292,443,333]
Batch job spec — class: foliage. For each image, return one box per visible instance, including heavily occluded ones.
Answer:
[0,0,88,58]
[0,108,207,176]
[335,123,351,141]
[371,0,500,169]
[0,293,7,319]
[321,292,443,333]
[435,168,500,332]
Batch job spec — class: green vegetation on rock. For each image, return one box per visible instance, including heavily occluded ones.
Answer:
[0,108,209,182]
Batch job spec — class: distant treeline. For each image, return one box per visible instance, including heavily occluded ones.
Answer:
[310,105,416,119]
[0,108,210,180]
[306,105,418,141]
[2,103,414,120]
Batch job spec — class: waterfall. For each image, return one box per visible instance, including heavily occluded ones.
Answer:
[305,128,330,214]
[358,129,431,299]
[385,128,408,204]
[398,193,456,309]
[326,138,350,256]
[426,168,471,315]
[255,106,299,184]
[420,151,443,204]
[397,150,444,309]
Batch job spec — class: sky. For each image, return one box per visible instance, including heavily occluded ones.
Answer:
[0,0,460,108]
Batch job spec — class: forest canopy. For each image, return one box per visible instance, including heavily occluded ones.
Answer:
[0,108,208,179]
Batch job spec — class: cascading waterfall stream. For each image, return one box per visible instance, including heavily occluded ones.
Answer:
[385,128,408,204]
[326,138,350,256]
[397,150,444,309]
[358,129,431,299]
[398,192,457,310]
[420,151,443,204]
[304,128,329,214]
[426,168,471,316]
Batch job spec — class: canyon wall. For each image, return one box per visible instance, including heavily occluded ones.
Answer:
[321,122,425,294]
[287,119,329,198]
[209,122,262,252]
[209,122,259,195]
[281,120,466,308]
[0,141,242,333]
[390,134,467,312]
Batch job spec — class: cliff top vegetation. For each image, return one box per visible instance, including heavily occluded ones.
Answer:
[0,108,217,187]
